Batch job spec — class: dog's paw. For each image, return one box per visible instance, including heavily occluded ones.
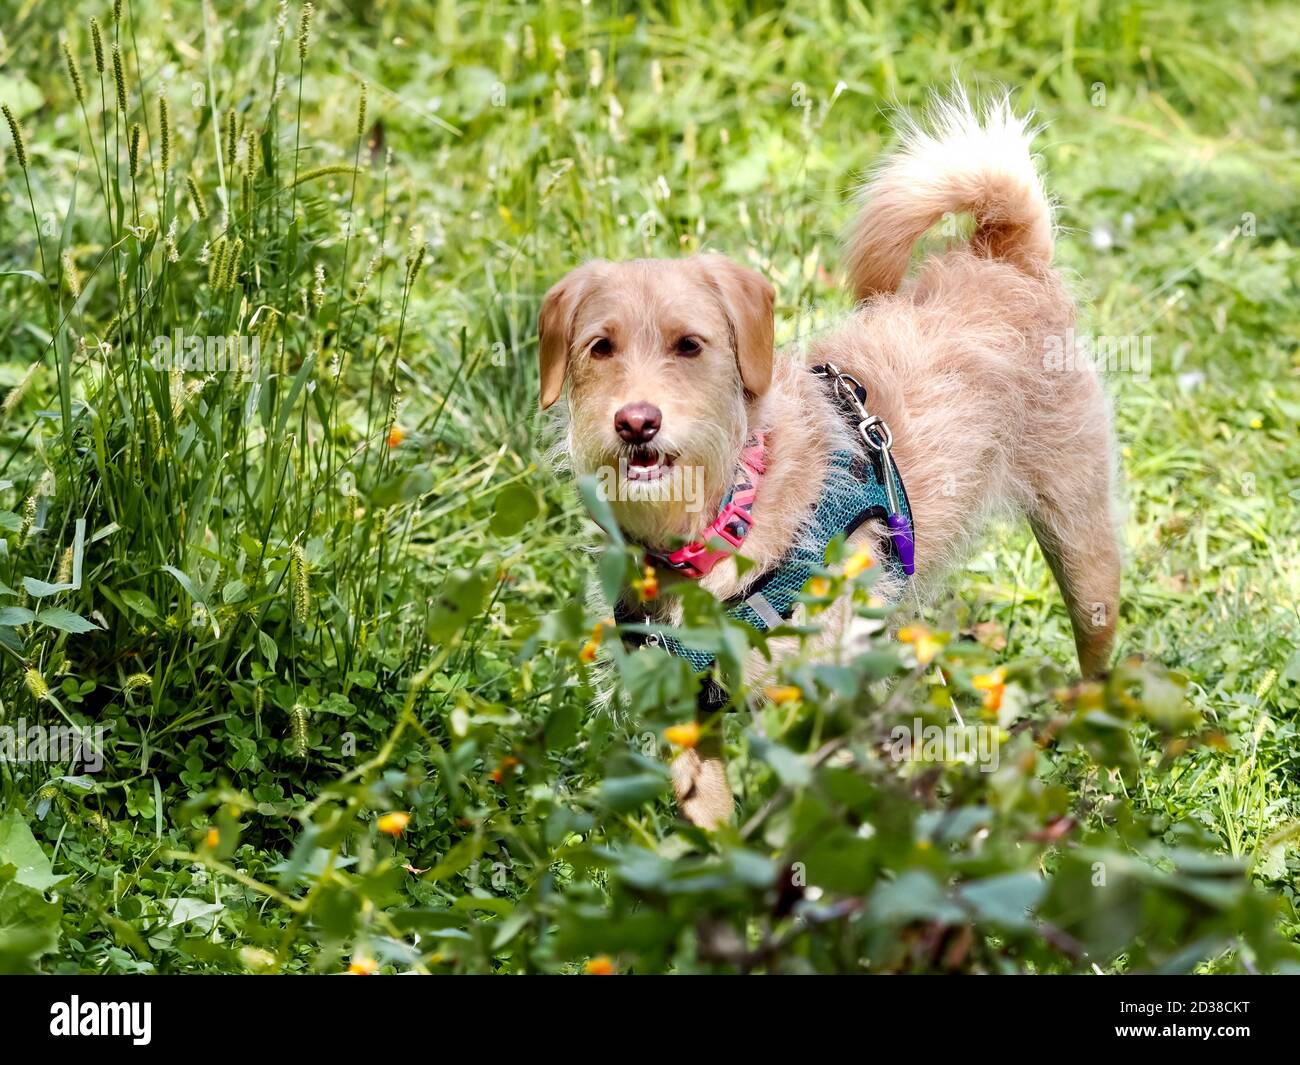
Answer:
[671,748,733,829]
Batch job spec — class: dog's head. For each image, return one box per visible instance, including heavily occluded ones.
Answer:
[538,254,774,546]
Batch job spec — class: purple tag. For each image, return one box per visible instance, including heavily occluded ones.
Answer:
[887,512,915,576]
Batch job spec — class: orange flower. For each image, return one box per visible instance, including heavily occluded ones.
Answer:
[972,667,1006,714]
[663,722,701,749]
[386,424,405,448]
[807,576,831,598]
[579,620,608,663]
[633,564,659,602]
[763,684,802,705]
[490,755,521,784]
[898,625,942,666]
[584,955,615,975]
[843,546,875,579]
[204,827,219,849]
[377,811,410,837]
[348,956,378,975]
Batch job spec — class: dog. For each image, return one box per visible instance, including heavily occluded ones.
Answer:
[538,95,1121,829]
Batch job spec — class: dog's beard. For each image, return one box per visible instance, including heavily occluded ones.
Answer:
[569,416,746,550]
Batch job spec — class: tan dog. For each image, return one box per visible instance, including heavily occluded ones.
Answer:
[539,96,1120,828]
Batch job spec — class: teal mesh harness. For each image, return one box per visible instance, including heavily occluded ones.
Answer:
[615,364,915,693]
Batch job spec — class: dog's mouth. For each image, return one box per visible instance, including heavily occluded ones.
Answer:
[624,446,674,481]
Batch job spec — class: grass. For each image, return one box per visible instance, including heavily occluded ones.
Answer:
[0,0,1297,973]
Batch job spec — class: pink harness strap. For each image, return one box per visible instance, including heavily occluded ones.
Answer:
[656,433,766,578]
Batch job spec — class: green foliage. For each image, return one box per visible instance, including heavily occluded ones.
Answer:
[0,0,1297,974]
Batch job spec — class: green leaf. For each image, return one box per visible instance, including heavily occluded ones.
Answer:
[423,836,482,882]
[257,629,279,672]
[117,589,159,619]
[428,570,487,640]
[489,483,540,537]
[161,564,206,607]
[868,870,964,926]
[0,811,67,892]
[958,872,1045,931]
[22,576,70,598]
[751,734,811,788]
[597,772,667,813]
[544,702,579,751]
[0,607,34,627]
[0,865,60,974]
[577,473,624,547]
[598,544,628,608]
[34,607,101,634]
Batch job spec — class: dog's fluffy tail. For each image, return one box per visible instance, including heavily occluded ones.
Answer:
[844,91,1054,301]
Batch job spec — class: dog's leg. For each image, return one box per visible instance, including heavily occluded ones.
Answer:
[1025,482,1120,678]
[671,730,732,828]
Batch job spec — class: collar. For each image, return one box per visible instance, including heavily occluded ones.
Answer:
[649,433,766,579]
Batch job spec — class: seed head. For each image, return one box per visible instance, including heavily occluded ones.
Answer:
[127,122,142,177]
[24,668,49,701]
[62,41,86,105]
[112,45,128,114]
[404,242,426,289]
[186,175,208,220]
[89,18,105,74]
[288,703,309,757]
[223,237,244,290]
[289,542,310,624]
[298,3,314,61]
[223,107,239,165]
[2,362,39,417]
[2,104,28,171]
[309,262,325,312]
[208,236,229,287]
[18,494,37,547]
[61,251,81,299]
[158,95,171,171]
[124,672,153,692]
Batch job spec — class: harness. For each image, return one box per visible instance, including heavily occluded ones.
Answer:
[613,363,915,704]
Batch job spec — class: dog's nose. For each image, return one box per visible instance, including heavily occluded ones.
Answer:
[614,402,662,445]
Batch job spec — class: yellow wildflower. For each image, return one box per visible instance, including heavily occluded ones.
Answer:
[843,546,875,579]
[663,722,701,749]
[764,685,802,705]
[377,811,410,836]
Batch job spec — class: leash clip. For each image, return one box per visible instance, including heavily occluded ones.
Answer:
[813,361,915,575]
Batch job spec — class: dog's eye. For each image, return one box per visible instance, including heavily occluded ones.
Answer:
[590,337,614,358]
[675,336,702,357]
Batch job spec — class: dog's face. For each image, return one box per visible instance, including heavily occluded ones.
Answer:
[539,254,774,546]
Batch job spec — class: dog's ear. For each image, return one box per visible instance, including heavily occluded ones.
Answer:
[538,263,605,410]
[699,254,775,398]
[538,277,574,411]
